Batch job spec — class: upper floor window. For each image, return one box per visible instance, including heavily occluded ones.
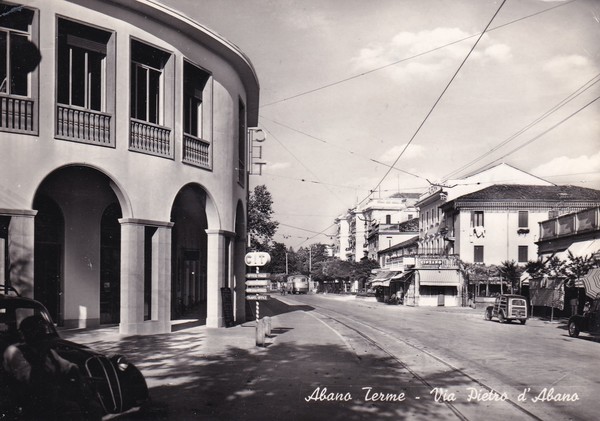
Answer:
[183,61,209,138]
[518,211,529,228]
[0,5,34,97]
[131,40,169,125]
[238,100,246,187]
[182,61,212,169]
[518,245,528,263]
[474,245,484,263]
[471,211,484,227]
[57,19,110,111]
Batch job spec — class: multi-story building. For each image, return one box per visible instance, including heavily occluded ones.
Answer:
[416,163,553,255]
[441,185,600,266]
[334,193,419,262]
[0,0,259,333]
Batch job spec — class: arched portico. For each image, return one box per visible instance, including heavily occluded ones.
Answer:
[32,165,127,328]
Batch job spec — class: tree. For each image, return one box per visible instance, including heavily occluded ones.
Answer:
[564,251,595,287]
[265,241,288,274]
[498,260,522,294]
[247,185,279,251]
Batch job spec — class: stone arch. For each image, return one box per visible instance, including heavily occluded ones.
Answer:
[32,165,125,327]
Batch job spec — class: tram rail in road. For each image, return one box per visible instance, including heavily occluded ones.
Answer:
[277,295,557,421]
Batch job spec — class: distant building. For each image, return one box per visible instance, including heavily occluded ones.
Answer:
[0,0,259,333]
[334,193,419,262]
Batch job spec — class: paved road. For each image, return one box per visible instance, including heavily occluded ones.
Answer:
[285,293,599,421]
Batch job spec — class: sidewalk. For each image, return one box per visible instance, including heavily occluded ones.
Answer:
[60,298,459,421]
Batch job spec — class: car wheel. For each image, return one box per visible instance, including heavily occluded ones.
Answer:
[484,309,492,321]
[498,311,506,324]
[520,319,527,325]
[568,321,580,338]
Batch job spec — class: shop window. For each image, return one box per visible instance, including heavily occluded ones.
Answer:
[474,245,484,263]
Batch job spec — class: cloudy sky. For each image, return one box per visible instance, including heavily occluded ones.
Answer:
[160,0,600,248]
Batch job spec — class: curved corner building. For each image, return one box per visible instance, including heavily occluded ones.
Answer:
[0,0,259,333]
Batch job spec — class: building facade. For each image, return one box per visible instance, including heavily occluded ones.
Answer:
[441,185,600,266]
[0,0,259,334]
[334,193,419,262]
[416,163,553,255]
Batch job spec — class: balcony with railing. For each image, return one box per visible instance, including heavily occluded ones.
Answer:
[56,105,112,146]
[183,133,211,169]
[129,118,172,158]
[0,95,35,134]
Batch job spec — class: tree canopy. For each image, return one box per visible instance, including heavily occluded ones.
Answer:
[247,185,279,251]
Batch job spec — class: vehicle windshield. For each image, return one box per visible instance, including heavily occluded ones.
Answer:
[0,302,58,342]
[511,299,526,306]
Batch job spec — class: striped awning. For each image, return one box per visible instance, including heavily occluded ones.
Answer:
[417,270,461,286]
[582,268,600,299]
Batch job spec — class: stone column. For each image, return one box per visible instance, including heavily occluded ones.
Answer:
[6,210,37,298]
[205,229,234,328]
[234,233,247,323]
[119,218,173,335]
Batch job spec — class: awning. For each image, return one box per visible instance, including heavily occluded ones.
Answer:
[567,239,600,259]
[582,268,600,299]
[368,270,399,287]
[417,269,461,286]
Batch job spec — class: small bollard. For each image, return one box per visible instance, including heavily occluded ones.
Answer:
[264,316,272,337]
[256,318,266,347]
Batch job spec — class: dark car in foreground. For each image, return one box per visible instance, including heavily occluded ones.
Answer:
[568,297,600,338]
[484,294,528,324]
[0,287,148,418]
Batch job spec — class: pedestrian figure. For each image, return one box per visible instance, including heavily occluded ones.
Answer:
[569,296,578,316]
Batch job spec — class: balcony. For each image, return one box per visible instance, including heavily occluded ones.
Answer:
[0,95,35,134]
[130,119,172,158]
[56,105,112,146]
[183,133,211,169]
[539,207,599,241]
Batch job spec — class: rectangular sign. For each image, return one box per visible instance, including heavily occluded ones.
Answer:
[245,280,270,287]
[246,294,270,301]
[245,287,269,294]
[246,273,271,279]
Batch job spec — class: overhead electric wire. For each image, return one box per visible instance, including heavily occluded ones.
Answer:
[480,95,600,168]
[356,0,508,208]
[260,115,426,181]
[260,0,577,108]
[442,72,600,180]
[261,125,348,206]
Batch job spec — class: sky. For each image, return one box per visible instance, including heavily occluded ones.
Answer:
[159,0,600,249]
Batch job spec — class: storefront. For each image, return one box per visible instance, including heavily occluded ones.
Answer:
[403,269,463,307]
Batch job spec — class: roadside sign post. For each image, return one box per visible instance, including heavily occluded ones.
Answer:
[245,252,271,346]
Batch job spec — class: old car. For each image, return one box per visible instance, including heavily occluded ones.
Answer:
[484,294,528,324]
[568,297,600,338]
[0,286,148,418]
